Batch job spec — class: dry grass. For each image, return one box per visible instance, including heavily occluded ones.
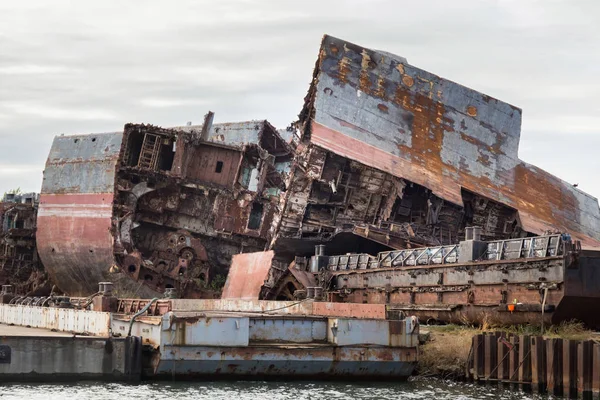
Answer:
[417,325,478,379]
[501,320,592,341]
[417,321,595,379]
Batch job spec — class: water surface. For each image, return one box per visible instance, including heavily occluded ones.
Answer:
[2,379,556,399]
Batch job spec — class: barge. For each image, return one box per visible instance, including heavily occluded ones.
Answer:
[116,309,419,379]
[256,230,600,328]
[0,288,420,380]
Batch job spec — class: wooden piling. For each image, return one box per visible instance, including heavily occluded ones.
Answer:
[465,332,599,398]
[483,333,498,380]
[497,334,510,384]
[563,339,578,399]
[509,335,519,389]
[577,341,593,399]
[592,342,600,398]
[518,334,532,391]
[546,337,563,396]
[531,336,546,393]
[473,334,484,380]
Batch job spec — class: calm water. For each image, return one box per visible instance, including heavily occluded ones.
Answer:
[1,379,556,399]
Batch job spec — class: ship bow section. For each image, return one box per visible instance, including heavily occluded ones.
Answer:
[37,132,122,295]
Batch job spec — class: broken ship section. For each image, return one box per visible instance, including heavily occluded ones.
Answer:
[269,35,600,254]
[259,35,600,327]
[37,117,292,297]
[0,192,49,295]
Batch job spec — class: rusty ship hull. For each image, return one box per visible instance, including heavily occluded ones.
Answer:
[37,133,122,295]
[268,35,600,254]
[38,118,292,297]
[242,35,600,328]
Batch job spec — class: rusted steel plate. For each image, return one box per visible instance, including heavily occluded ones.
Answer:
[172,120,287,150]
[249,318,327,343]
[169,299,390,320]
[303,35,600,248]
[221,251,276,300]
[171,299,315,315]
[289,268,317,288]
[313,302,386,319]
[154,345,418,378]
[37,133,122,296]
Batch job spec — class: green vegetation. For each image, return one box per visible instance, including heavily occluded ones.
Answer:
[207,274,227,291]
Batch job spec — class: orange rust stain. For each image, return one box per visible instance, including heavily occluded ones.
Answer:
[492,132,507,156]
[460,132,486,147]
[359,50,373,94]
[374,76,386,98]
[396,64,405,75]
[338,57,352,84]
[401,75,414,87]
[466,106,478,117]
[319,48,327,65]
[513,164,577,229]
[314,302,386,319]
[359,71,372,94]
[392,85,448,176]
[360,49,372,70]
[377,104,389,113]
[477,154,491,167]
[330,44,339,55]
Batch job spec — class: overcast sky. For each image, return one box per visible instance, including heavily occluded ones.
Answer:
[0,0,599,200]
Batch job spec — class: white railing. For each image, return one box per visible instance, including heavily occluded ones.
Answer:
[484,235,563,260]
[0,304,110,336]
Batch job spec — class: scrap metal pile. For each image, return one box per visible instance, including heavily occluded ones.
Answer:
[36,115,292,297]
[0,192,50,295]
[4,35,600,326]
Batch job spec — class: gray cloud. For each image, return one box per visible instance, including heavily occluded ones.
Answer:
[0,0,598,200]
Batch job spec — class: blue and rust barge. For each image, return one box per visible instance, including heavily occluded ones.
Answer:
[0,292,419,380]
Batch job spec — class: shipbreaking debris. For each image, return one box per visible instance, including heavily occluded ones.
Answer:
[37,115,292,297]
[248,34,600,328]
[22,34,600,330]
[268,35,600,253]
[0,192,50,295]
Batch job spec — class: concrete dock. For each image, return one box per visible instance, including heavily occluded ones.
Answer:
[2,324,76,337]
[0,323,141,382]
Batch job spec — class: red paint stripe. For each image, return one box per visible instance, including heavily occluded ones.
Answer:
[39,192,114,206]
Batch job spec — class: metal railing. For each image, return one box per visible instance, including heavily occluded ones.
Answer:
[483,235,562,261]
[326,234,564,271]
